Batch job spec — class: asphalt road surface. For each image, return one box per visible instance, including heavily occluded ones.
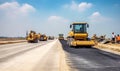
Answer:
[60,40,120,71]
[0,40,64,71]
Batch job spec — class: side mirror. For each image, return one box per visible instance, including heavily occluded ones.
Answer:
[87,24,89,28]
[70,24,72,28]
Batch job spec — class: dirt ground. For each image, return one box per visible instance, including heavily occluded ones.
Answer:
[107,43,120,47]
[95,42,120,55]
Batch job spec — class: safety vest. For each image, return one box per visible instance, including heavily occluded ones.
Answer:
[116,36,120,41]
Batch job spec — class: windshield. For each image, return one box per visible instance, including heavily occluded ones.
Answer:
[73,24,87,33]
[59,34,63,37]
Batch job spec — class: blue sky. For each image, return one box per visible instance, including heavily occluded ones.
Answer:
[0,0,120,38]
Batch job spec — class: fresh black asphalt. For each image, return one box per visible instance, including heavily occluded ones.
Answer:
[60,40,120,71]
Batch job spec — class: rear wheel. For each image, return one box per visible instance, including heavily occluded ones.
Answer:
[34,39,38,43]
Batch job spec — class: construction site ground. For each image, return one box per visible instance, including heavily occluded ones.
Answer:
[0,39,120,71]
[95,42,120,55]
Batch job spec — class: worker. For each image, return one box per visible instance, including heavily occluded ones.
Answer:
[111,32,115,43]
[116,34,120,43]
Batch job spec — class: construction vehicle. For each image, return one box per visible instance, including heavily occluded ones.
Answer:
[48,36,54,40]
[58,34,64,40]
[26,30,38,43]
[39,34,47,41]
[67,22,95,47]
[37,33,41,41]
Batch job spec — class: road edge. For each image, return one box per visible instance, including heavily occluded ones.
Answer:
[94,43,120,55]
[0,40,26,45]
[56,40,70,71]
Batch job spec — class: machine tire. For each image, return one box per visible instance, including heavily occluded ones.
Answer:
[34,39,38,43]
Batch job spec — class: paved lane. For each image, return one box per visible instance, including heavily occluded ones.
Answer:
[60,40,120,71]
[0,40,68,71]
[0,40,52,62]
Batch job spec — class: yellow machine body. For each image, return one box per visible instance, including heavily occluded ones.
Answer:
[39,34,47,41]
[67,22,95,46]
[69,39,95,46]
[26,31,38,43]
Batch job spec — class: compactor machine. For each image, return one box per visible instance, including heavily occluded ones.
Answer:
[67,22,95,47]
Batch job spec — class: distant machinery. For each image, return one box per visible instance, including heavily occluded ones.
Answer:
[58,34,64,40]
[26,30,38,43]
[39,34,47,41]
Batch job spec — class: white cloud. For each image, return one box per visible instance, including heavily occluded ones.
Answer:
[48,16,69,23]
[48,16,62,21]
[0,2,36,37]
[64,1,92,12]
[89,12,111,23]
[91,12,101,17]
[19,3,35,14]
[0,2,35,18]
[78,2,92,12]
[45,16,69,36]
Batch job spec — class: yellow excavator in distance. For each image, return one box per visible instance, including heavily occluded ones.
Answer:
[67,22,95,47]
[39,34,47,41]
[26,30,38,43]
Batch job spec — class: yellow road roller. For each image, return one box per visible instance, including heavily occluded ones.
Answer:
[67,22,95,47]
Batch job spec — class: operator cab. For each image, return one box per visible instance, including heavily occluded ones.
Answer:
[70,22,89,33]
[67,22,95,47]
